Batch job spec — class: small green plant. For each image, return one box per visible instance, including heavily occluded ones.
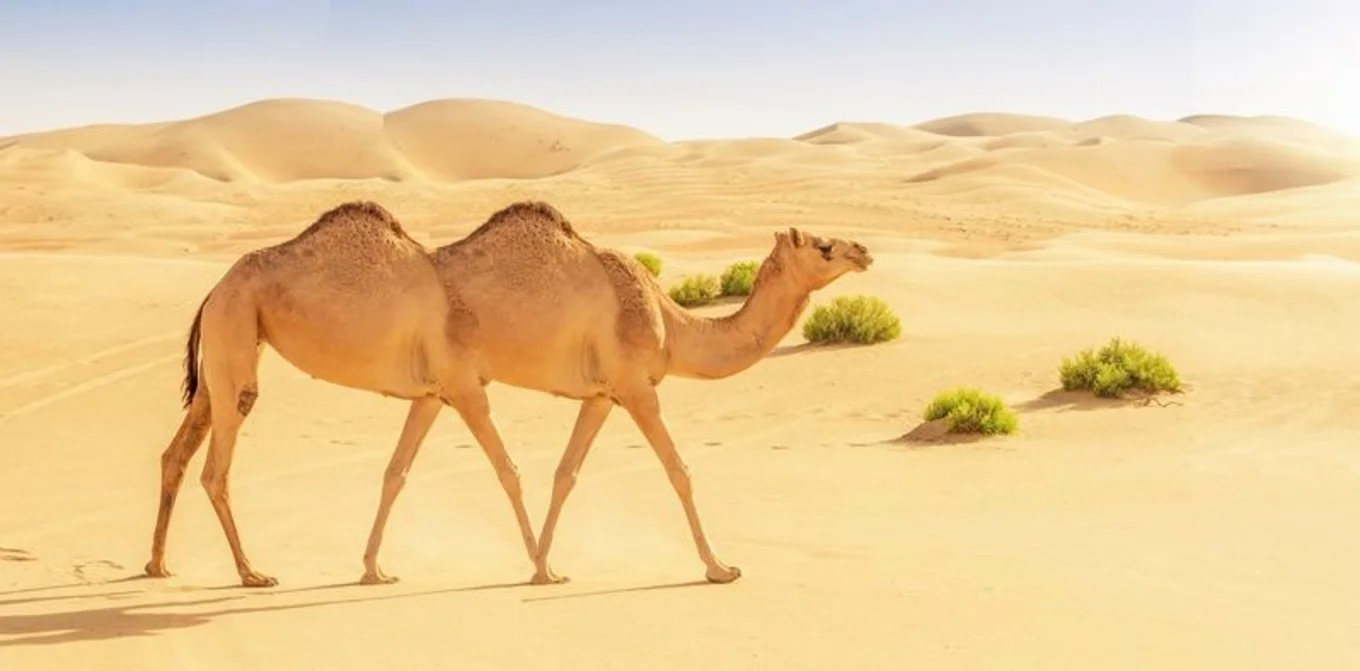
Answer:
[1059,337,1182,398]
[633,251,663,277]
[719,260,759,297]
[923,387,1019,435]
[668,274,721,307]
[801,295,901,345]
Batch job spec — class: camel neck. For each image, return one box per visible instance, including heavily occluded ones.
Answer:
[662,255,810,380]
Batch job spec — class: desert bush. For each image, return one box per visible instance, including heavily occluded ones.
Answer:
[633,251,663,277]
[1059,337,1182,398]
[668,274,721,307]
[801,295,901,345]
[923,387,1019,435]
[719,260,759,297]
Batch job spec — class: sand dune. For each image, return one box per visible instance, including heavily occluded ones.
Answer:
[911,111,1074,136]
[1,97,672,185]
[1068,114,1211,142]
[385,98,674,180]
[905,135,1360,207]
[4,100,1359,235]
[796,121,944,145]
[2,98,1359,670]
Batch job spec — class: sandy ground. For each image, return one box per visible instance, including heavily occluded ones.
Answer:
[2,99,1359,670]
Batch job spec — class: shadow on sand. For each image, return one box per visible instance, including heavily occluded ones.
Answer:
[519,579,713,603]
[0,573,715,647]
[1014,388,1183,413]
[766,342,862,358]
[875,418,1003,449]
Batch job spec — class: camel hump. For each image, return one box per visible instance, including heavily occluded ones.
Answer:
[292,200,416,243]
[471,200,586,242]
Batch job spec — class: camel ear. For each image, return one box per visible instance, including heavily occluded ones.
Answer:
[787,227,806,247]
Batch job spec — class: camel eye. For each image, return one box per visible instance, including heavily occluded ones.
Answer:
[816,242,834,259]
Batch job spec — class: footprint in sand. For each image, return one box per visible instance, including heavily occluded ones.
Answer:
[0,546,37,562]
[69,558,125,582]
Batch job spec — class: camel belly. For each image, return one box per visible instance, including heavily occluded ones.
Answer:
[486,349,609,399]
[258,289,448,398]
[472,316,617,399]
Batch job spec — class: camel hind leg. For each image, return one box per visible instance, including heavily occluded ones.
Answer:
[144,389,212,578]
[359,395,443,585]
[443,381,540,571]
[197,303,276,587]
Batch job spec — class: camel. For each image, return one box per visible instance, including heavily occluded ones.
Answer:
[144,199,873,588]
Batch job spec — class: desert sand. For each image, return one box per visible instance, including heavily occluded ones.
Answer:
[2,98,1359,670]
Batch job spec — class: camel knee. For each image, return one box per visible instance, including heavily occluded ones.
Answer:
[552,464,579,491]
[494,457,523,491]
[665,461,690,480]
[501,460,522,485]
[183,417,211,449]
[160,413,211,473]
[200,467,227,500]
[160,450,192,490]
[664,463,692,494]
[160,445,185,471]
[382,465,409,493]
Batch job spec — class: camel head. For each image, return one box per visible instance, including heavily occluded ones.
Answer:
[772,226,873,290]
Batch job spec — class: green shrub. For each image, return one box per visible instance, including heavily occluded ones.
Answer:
[719,260,759,297]
[923,387,1019,435]
[633,251,663,277]
[668,274,721,307]
[801,295,901,345]
[1059,337,1182,398]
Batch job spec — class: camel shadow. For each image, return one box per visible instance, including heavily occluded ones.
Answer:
[0,574,161,606]
[0,575,708,647]
[0,583,86,598]
[0,594,241,647]
[203,578,529,594]
[0,575,530,648]
[520,579,713,603]
[0,588,147,608]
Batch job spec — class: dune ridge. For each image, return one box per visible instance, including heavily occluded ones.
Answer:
[3,99,1358,206]
[2,98,675,184]
[2,99,1359,255]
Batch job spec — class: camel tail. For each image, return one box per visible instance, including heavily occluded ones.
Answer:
[181,293,210,409]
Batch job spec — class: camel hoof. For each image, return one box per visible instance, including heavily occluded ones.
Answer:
[143,561,172,579]
[705,564,742,584]
[529,570,570,585]
[359,571,399,586]
[240,572,279,588]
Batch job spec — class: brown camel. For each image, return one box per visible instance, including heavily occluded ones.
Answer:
[144,199,873,588]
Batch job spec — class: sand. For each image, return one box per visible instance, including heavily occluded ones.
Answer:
[2,98,1358,670]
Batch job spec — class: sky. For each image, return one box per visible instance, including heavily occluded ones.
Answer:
[1,0,1356,140]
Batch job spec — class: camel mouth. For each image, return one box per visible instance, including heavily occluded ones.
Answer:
[843,242,872,271]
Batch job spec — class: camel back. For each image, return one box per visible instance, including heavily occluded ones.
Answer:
[287,200,424,248]
[456,200,591,248]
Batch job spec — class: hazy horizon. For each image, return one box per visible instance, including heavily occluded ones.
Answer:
[2,0,1356,140]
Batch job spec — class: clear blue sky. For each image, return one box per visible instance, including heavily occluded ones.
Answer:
[1,0,1355,139]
